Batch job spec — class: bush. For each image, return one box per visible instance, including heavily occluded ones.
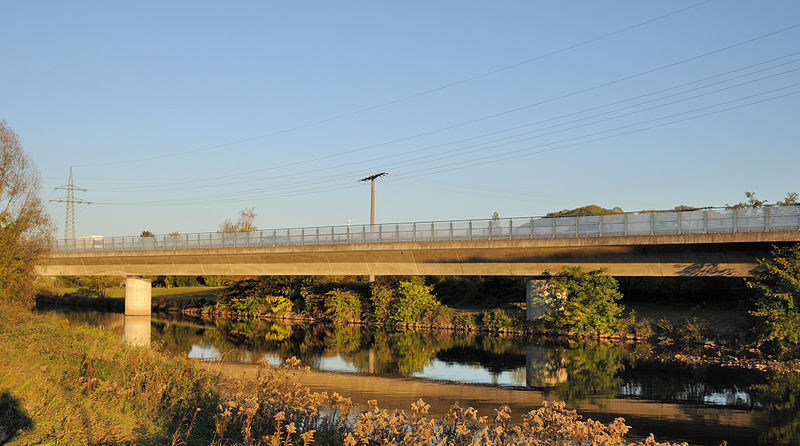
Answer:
[369,279,442,327]
[324,288,362,323]
[481,308,517,331]
[391,281,441,326]
[216,279,297,316]
[746,244,800,351]
[545,266,624,335]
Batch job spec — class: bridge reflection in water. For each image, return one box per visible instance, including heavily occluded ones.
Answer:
[44,309,779,446]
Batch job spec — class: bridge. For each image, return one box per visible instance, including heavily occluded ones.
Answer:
[38,206,800,316]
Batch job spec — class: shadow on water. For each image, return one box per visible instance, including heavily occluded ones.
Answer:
[42,308,800,446]
[0,390,34,445]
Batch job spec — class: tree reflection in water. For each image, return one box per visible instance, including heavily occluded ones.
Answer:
[525,342,629,405]
[751,372,800,446]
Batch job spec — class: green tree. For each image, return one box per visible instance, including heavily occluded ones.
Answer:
[746,244,800,350]
[727,191,767,209]
[546,266,624,334]
[777,192,799,206]
[85,275,123,297]
[324,288,362,323]
[0,121,53,305]
[369,277,442,326]
[219,207,257,233]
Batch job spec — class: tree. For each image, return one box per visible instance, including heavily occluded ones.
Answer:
[140,230,154,237]
[727,191,767,209]
[219,207,257,233]
[777,192,799,206]
[0,121,53,305]
[746,244,800,350]
[545,266,624,334]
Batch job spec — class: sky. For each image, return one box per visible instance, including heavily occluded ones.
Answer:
[2,1,799,238]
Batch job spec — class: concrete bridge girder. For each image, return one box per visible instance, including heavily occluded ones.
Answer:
[37,231,800,317]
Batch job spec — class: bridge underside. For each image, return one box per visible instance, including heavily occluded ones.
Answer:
[37,232,800,278]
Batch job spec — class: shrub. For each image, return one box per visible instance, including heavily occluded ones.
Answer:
[481,308,517,331]
[391,281,441,326]
[545,266,624,335]
[746,244,800,351]
[216,277,318,316]
[324,288,362,323]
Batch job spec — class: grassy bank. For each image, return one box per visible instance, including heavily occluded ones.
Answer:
[2,299,697,445]
[0,301,218,445]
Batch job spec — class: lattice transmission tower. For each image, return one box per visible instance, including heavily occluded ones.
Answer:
[50,167,91,239]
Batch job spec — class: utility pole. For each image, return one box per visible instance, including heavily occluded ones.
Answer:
[50,167,91,239]
[359,172,388,227]
[359,172,387,283]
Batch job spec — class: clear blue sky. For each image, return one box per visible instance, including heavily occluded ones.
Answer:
[3,1,799,238]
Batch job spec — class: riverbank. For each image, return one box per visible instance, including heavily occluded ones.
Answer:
[3,300,698,445]
[0,301,218,445]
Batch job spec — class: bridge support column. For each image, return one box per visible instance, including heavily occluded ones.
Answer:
[125,276,152,316]
[525,278,564,321]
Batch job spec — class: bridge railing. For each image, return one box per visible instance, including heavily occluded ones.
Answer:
[54,205,800,252]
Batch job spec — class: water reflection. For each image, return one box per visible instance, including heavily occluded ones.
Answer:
[41,308,800,445]
[123,315,151,346]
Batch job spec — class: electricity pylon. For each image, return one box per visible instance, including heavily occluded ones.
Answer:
[50,167,90,239]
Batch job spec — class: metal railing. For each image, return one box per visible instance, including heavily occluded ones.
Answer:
[54,205,800,253]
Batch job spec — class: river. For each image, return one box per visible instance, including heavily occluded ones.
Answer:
[39,308,800,446]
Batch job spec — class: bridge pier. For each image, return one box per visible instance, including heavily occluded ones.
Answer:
[525,278,565,321]
[124,276,152,316]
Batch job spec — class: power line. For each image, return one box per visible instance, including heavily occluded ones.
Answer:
[50,167,91,239]
[74,0,717,169]
[90,85,800,207]
[85,21,800,195]
[90,54,800,202]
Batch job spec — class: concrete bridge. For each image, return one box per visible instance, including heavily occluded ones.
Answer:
[37,206,800,316]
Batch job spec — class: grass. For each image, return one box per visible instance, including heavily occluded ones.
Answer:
[2,299,691,445]
[0,300,218,445]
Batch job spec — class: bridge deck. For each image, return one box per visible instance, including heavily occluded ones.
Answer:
[39,230,800,277]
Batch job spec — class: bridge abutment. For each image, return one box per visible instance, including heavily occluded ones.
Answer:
[124,276,152,316]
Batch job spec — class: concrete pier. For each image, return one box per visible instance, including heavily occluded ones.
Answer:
[124,276,152,316]
[525,278,565,320]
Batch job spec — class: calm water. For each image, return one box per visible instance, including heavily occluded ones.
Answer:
[41,308,800,446]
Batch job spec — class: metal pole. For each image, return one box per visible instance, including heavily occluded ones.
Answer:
[599,214,604,237]
[766,206,771,232]
[650,213,655,236]
[624,214,629,236]
[703,210,708,233]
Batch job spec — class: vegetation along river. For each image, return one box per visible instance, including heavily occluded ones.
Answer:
[41,308,800,446]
